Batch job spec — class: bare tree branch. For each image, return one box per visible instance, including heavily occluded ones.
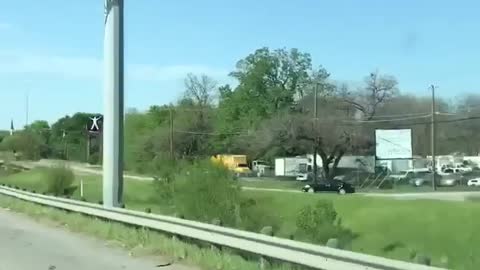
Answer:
[342,71,398,120]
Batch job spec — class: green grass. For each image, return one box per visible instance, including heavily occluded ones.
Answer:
[0,195,303,270]
[240,176,480,194]
[0,151,15,162]
[359,184,480,193]
[239,178,304,190]
[243,191,479,269]
[2,168,480,269]
[0,169,169,214]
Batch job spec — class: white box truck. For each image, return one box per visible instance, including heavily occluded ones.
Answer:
[275,157,308,177]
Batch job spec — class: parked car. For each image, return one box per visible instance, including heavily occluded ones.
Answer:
[454,163,473,173]
[438,177,459,187]
[302,180,355,195]
[390,169,431,185]
[467,178,480,187]
[411,172,460,187]
[405,171,433,186]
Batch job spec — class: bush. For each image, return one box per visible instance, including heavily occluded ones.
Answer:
[173,160,241,226]
[44,166,76,196]
[151,157,189,204]
[237,196,281,233]
[296,199,354,247]
[88,152,101,165]
[0,132,45,160]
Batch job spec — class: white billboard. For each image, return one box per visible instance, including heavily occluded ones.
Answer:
[375,129,412,160]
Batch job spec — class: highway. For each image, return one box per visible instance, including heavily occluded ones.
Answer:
[0,208,192,270]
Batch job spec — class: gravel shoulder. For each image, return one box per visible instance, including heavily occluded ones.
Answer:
[0,208,194,270]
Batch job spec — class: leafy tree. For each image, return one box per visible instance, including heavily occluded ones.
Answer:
[25,120,51,158]
[124,107,168,172]
[215,47,327,153]
[0,130,9,144]
[0,131,45,160]
[168,74,217,158]
[50,113,101,161]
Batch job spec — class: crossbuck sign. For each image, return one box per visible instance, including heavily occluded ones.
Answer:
[88,116,103,133]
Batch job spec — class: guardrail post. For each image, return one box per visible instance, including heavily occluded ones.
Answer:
[326,238,339,249]
[80,178,84,198]
[259,226,273,269]
[210,218,223,252]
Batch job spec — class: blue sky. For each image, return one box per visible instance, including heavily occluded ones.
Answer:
[0,0,479,129]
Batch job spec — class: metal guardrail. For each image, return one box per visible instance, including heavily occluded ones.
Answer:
[0,185,446,270]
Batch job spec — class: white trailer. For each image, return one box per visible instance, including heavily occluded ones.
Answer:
[275,157,308,177]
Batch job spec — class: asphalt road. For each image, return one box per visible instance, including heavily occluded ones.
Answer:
[12,160,480,201]
[363,191,480,201]
[0,208,192,270]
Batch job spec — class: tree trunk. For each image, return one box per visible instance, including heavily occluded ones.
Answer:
[329,150,345,180]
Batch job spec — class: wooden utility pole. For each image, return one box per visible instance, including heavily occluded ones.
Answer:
[431,85,437,191]
[85,124,90,163]
[62,130,67,160]
[313,83,319,183]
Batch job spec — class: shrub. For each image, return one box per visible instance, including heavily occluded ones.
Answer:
[173,160,241,226]
[44,166,76,196]
[88,152,101,165]
[238,196,280,232]
[296,199,354,246]
[151,157,188,204]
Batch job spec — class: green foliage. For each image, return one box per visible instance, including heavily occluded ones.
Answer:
[0,131,46,160]
[49,112,100,161]
[151,157,188,204]
[8,46,479,174]
[43,166,76,196]
[237,196,281,233]
[215,47,324,154]
[88,152,101,165]
[172,160,241,226]
[0,196,303,270]
[295,200,353,246]
[124,107,167,171]
[0,130,10,144]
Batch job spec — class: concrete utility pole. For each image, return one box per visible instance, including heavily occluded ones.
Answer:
[431,85,437,191]
[103,0,124,207]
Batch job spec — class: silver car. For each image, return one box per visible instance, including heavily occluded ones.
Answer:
[410,173,460,187]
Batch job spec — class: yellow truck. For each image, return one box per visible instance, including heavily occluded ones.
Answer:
[211,154,251,175]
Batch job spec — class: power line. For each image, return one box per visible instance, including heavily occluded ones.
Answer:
[341,114,431,124]
[173,130,249,136]
[435,112,458,116]
[435,115,480,124]
[383,115,480,127]
[454,104,480,112]
[369,112,430,118]
[142,107,214,113]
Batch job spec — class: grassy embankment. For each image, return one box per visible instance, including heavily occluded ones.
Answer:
[1,168,480,269]
[0,195,302,270]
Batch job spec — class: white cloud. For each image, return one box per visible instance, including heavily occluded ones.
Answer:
[0,51,102,79]
[0,50,231,83]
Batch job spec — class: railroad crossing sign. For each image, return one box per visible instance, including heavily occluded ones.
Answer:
[88,116,103,133]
